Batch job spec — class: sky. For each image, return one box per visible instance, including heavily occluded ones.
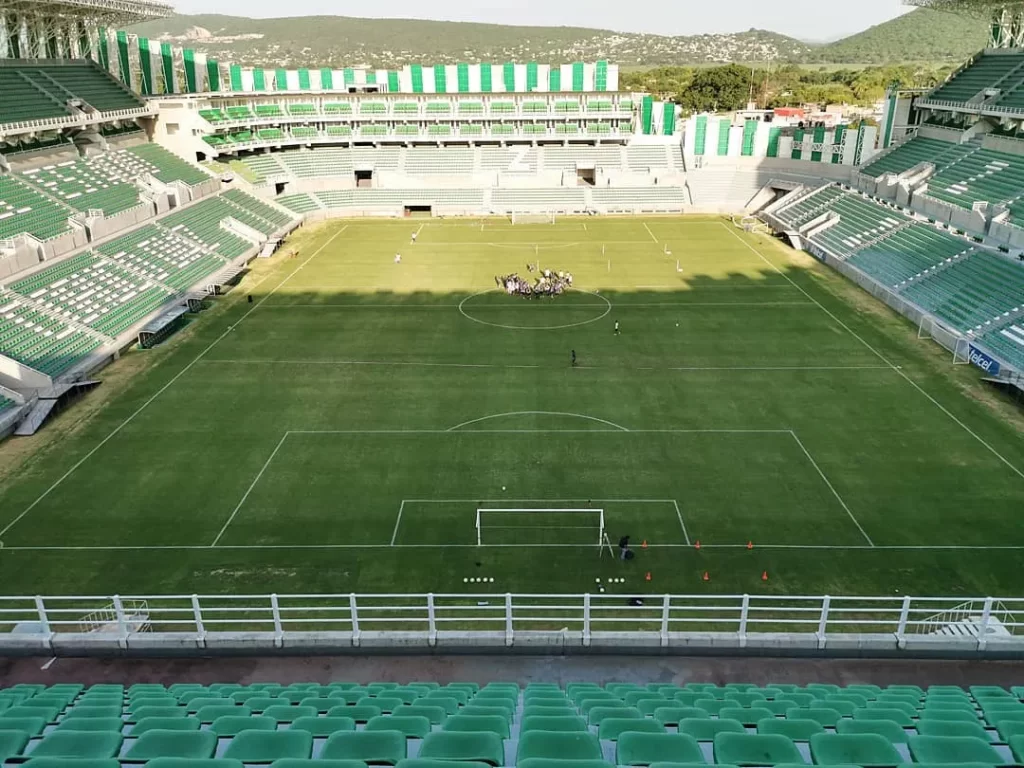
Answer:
[173,0,914,42]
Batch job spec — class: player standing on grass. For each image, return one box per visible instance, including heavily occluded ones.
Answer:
[411,230,418,244]
[614,320,620,336]
[394,252,402,264]
[571,349,577,367]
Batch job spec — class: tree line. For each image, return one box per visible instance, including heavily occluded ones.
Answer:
[620,63,956,114]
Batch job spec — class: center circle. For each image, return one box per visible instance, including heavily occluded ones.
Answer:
[458,288,612,330]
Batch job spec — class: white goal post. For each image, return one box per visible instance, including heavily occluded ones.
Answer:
[476,508,604,548]
[511,211,556,225]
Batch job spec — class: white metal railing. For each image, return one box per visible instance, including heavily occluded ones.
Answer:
[2,593,1024,651]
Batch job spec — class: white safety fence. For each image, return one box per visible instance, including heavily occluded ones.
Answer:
[1,593,1023,654]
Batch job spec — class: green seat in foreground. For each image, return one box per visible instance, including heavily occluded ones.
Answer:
[366,715,431,739]
[289,716,355,737]
[142,761,244,768]
[321,730,406,764]
[124,730,217,759]
[521,715,588,733]
[908,735,1005,765]
[0,729,30,760]
[419,731,504,765]
[443,714,510,739]
[713,733,803,766]
[599,717,665,741]
[758,718,824,741]
[29,731,123,758]
[616,732,705,765]
[222,730,313,761]
[22,760,120,768]
[916,719,990,740]
[678,718,745,741]
[517,731,603,762]
[810,733,904,766]
[835,719,909,743]
[516,761,613,768]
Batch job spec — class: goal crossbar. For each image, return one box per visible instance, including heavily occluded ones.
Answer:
[476,508,604,548]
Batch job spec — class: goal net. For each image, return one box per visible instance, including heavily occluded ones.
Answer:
[476,508,604,547]
[511,212,556,225]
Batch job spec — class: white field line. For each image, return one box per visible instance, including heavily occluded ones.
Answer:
[447,411,630,432]
[211,432,290,547]
[643,223,659,243]
[671,499,692,546]
[789,430,874,547]
[0,224,350,540]
[7,543,1024,552]
[256,301,817,309]
[203,360,894,374]
[413,223,424,241]
[389,500,406,546]
[723,223,1024,482]
[288,428,793,435]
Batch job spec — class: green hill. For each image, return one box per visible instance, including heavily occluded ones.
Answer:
[128,8,990,70]
[127,15,813,69]
[814,8,988,63]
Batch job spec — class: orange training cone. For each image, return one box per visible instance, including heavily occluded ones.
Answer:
[702,571,710,582]
[694,540,701,550]
[747,541,754,550]
[645,572,652,582]
[762,570,769,582]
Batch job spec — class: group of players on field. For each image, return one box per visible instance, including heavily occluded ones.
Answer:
[496,266,575,298]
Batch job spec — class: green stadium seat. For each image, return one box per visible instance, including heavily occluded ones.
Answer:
[998,721,1024,742]
[758,718,824,741]
[442,714,510,738]
[210,715,277,737]
[616,732,704,765]
[29,730,123,758]
[654,707,709,726]
[521,715,588,733]
[222,730,313,761]
[396,762,493,768]
[56,717,124,732]
[810,733,903,766]
[599,717,666,741]
[366,715,431,739]
[678,719,746,741]
[123,730,218,759]
[916,719,990,740]
[321,730,407,763]
[326,703,382,722]
[264,705,317,723]
[132,717,201,735]
[713,733,803,766]
[0,729,30,760]
[516,762,613,768]
[517,731,603,762]
[719,707,776,727]
[0,717,46,737]
[908,735,1004,764]
[418,731,504,764]
[835,718,909,743]
[523,705,575,718]
[22,760,120,768]
[853,707,914,727]
[289,716,355,737]
[462,705,513,722]
[271,761,369,768]
[920,707,979,721]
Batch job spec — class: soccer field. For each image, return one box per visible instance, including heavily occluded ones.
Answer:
[1,215,1023,599]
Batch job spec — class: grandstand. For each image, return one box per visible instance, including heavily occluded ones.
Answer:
[4,678,1024,763]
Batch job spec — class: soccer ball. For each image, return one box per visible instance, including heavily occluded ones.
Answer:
[502,486,506,490]
[675,323,679,327]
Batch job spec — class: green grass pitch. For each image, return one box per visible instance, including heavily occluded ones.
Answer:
[1,215,1023,599]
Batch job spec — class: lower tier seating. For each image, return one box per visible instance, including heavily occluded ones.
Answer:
[8,251,172,337]
[900,249,1024,333]
[96,226,228,292]
[860,137,978,179]
[159,198,255,259]
[847,224,971,288]
[1,681,1024,765]
[773,186,845,229]
[0,291,100,377]
[978,317,1024,372]
[0,175,73,242]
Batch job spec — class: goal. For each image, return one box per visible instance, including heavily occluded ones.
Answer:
[476,508,604,547]
[511,211,556,225]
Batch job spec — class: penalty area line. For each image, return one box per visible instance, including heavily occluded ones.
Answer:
[6,543,1024,551]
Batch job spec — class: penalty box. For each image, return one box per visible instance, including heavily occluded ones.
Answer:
[214,430,870,548]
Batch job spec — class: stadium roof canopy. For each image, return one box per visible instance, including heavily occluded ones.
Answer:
[0,0,172,25]
[906,0,1024,46]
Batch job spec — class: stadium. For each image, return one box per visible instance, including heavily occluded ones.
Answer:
[1,0,1024,749]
